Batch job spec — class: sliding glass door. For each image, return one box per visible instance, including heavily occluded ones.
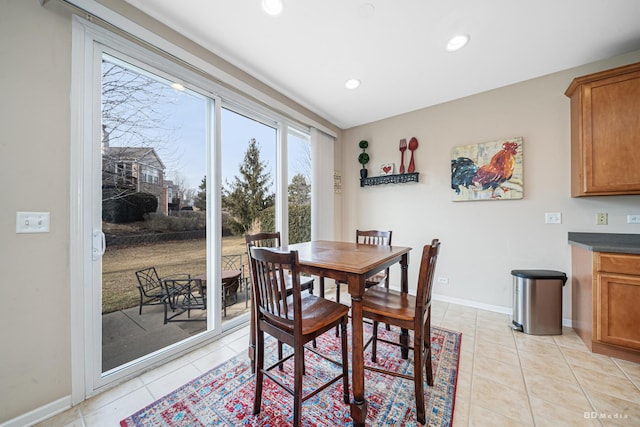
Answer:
[74,19,317,396]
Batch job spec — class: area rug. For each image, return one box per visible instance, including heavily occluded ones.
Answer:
[121,324,461,426]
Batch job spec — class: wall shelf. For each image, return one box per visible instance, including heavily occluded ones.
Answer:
[360,172,419,187]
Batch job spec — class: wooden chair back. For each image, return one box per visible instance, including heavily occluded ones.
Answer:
[415,239,441,320]
[357,229,392,288]
[248,245,302,331]
[356,229,392,246]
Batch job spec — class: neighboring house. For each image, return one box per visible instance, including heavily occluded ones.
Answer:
[101,146,166,212]
[164,179,183,213]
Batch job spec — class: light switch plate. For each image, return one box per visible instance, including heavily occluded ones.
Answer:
[16,212,50,233]
[545,212,562,224]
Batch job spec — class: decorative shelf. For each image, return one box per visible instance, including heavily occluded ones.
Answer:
[360,172,419,187]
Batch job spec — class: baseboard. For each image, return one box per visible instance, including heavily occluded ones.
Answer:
[432,293,573,328]
[0,396,71,427]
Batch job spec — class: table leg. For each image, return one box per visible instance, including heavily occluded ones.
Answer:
[400,253,410,359]
[349,276,367,427]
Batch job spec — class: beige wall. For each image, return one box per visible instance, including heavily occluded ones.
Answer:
[1,0,73,421]
[340,50,640,315]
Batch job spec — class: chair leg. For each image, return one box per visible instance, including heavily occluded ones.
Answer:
[163,298,169,325]
[340,320,350,404]
[249,298,256,374]
[278,341,284,371]
[293,341,304,426]
[414,331,426,425]
[425,326,434,386]
[253,329,264,415]
[371,321,379,363]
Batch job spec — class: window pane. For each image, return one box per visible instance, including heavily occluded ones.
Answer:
[287,130,311,244]
[220,107,276,322]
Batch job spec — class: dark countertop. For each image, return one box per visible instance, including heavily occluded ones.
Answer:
[568,232,640,255]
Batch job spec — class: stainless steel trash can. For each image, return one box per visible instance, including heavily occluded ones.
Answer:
[511,269,567,335]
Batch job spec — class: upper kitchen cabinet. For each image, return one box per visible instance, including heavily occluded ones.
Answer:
[565,62,640,197]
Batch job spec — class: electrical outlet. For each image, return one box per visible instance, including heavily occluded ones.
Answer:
[628,215,640,224]
[545,212,562,224]
[596,212,608,225]
[437,277,449,284]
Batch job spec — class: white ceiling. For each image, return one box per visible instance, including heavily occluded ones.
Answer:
[124,0,640,129]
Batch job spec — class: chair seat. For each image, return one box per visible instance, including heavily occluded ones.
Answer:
[366,271,387,284]
[363,286,416,322]
[266,294,349,336]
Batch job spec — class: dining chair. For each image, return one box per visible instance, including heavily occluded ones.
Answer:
[362,239,441,425]
[334,229,393,304]
[245,232,316,373]
[248,245,350,426]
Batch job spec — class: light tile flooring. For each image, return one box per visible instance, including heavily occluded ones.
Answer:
[38,300,640,426]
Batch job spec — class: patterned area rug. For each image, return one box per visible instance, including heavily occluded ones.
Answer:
[121,324,461,426]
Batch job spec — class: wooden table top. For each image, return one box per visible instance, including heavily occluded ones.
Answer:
[285,240,411,274]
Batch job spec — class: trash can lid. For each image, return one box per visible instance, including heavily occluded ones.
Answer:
[511,269,567,281]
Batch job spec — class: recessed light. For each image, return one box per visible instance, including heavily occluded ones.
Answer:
[446,34,470,52]
[345,79,361,89]
[262,0,283,16]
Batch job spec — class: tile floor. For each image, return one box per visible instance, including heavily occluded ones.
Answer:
[37,300,640,426]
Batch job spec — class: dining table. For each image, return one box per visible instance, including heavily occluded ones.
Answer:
[248,240,411,427]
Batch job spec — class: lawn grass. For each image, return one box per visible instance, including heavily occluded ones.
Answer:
[102,235,246,313]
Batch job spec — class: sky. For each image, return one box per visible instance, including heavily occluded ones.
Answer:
[103,56,310,196]
[161,92,310,195]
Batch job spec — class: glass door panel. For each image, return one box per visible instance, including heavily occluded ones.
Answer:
[220,107,276,325]
[101,54,209,373]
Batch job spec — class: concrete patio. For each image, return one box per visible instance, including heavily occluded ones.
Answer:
[102,292,251,371]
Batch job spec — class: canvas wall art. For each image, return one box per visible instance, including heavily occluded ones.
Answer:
[451,137,523,201]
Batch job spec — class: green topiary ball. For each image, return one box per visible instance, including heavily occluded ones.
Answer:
[358,152,370,165]
[359,140,369,149]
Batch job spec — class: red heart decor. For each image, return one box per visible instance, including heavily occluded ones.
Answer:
[383,166,391,173]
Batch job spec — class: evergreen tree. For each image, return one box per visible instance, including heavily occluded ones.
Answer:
[288,173,311,205]
[194,176,206,210]
[222,138,274,233]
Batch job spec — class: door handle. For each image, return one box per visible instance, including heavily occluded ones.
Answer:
[93,230,106,261]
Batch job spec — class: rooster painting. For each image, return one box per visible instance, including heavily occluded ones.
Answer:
[451,138,523,200]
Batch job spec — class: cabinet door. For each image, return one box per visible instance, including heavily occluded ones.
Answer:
[597,273,640,349]
[582,70,640,194]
